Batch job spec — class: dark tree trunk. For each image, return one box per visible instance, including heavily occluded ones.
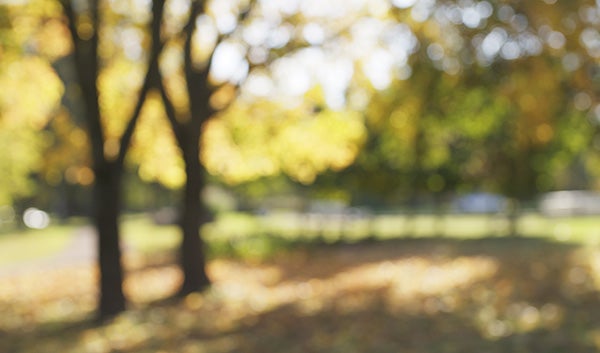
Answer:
[155,0,221,297]
[59,0,165,320]
[94,162,126,320]
[178,138,211,296]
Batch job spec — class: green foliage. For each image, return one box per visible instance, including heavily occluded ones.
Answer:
[0,57,63,204]
[0,2,71,205]
[3,0,600,209]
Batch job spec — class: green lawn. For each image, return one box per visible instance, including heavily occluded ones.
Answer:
[105,211,600,261]
[2,211,600,268]
[122,215,180,253]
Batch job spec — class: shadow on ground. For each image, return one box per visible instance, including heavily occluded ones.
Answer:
[3,236,600,352]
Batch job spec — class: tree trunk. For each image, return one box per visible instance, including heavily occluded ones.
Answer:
[58,0,163,321]
[178,141,211,296]
[94,162,126,320]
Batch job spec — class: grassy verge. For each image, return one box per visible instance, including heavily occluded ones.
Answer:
[3,212,600,268]
[0,223,80,266]
[122,215,180,254]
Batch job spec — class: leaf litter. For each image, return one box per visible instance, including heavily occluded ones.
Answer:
[2,237,600,352]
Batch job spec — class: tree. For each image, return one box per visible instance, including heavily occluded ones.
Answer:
[147,0,213,295]
[351,0,599,202]
[147,0,377,294]
[57,0,165,319]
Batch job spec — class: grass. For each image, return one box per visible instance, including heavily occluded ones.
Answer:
[5,212,600,352]
[204,211,600,245]
[3,211,600,268]
[121,215,180,253]
[0,223,79,266]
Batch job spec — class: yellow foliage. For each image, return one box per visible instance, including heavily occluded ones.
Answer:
[129,92,185,189]
[0,56,63,129]
[160,42,191,121]
[0,49,64,198]
[98,60,145,138]
[35,19,72,59]
[210,84,237,111]
[276,110,366,184]
[202,100,366,185]
[40,110,91,186]
[202,114,280,185]
[0,127,45,204]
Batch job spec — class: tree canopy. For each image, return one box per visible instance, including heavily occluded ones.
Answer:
[1,0,600,206]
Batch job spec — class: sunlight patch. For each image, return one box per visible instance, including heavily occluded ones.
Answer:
[205,256,499,320]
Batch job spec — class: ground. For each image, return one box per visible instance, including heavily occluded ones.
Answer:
[2,233,600,352]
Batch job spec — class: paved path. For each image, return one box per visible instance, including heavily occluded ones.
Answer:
[0,226,98,278]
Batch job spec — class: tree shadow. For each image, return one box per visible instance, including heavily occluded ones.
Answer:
[4,236,600,353]
[180,237,600,352]
[265,236,577,284]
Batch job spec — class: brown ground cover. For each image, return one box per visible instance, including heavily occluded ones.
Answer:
[2,237,600,352]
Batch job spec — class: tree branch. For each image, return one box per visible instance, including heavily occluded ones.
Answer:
[182,0,213,131]
[188,0,260,118]
[148,1,186,145]
[156,76,185,144]
[58,0,78,44]
[58,0,105,166]
[117,0,168,165]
